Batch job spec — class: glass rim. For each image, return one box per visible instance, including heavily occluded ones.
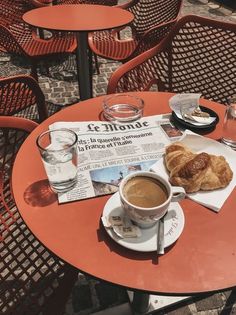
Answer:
[103,93,144,108]
[36,128,78,152]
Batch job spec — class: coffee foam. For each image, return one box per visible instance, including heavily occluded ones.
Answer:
[123,176,168,208]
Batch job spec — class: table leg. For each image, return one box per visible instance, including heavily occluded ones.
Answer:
[75,32,92,101]
[132,291,150,313]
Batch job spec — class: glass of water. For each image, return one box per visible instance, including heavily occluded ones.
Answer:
[221,95,236,150]
[36,128,78,193]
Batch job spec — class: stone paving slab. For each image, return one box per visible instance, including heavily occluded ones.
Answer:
[1,0,236,314]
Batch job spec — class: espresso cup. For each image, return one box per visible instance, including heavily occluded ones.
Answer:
[119,171,186,229]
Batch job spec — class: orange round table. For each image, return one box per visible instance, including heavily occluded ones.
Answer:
[23,5,133,100]
[12,92,236,313]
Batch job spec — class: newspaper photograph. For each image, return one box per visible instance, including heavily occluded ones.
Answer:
[50,114,183,203]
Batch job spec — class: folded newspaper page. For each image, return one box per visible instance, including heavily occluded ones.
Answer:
[50,115,183,203]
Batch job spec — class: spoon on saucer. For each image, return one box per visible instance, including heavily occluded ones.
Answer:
[157,212,167,256]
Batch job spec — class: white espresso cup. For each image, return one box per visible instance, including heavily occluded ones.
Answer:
[119,171,186,229]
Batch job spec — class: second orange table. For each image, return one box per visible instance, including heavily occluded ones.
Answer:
[23,4,134,100]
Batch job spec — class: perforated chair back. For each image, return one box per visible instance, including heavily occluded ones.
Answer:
[107,15,236,105]
[0,0,27,26]
[88,0,182,64]
[126,0,183,40]
[0,0,76,78]
[0,75,48,122]
[0,116,78,315]
[56,0,117,4]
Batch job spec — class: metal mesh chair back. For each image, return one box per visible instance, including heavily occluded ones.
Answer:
[0,116,77,315]
[0,0,29,26]
[108,15,236,105]
[56,0,117,4]
[0,75,48,122]
[127,0,183,40]
[0,0,76,77]
[88,0,182,64]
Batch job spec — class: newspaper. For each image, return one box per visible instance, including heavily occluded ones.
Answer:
[50,114,183,203]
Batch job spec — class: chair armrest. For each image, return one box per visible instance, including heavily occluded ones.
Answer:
[26,0,52,7]
[115,0,136,9]
[0,116,38,133]
[107,42,167,94]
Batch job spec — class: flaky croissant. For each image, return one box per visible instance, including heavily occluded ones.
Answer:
[165,142,233,193]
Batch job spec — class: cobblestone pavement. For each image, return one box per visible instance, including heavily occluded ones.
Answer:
[1,1,236,314]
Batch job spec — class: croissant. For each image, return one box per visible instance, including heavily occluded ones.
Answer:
[165,142,233,193]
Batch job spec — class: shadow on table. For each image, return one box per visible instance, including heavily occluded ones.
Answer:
[24,179,57,207]
[97,221,176,265]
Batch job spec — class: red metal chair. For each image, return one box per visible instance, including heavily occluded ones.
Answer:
[88,0,183,63]
[25,0,53,7]
[0,115,78,315]
[107,14,236,105]
[0,75,49,123]
[55,0,117,4]
[0,0,76,79]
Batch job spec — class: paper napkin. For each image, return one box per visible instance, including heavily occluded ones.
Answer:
[150,131,236,212]
[169,93,216,126]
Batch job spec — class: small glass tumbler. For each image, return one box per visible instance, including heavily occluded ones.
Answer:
[36,128,78,193]
[221,95,236,150]
[103,94,144,123]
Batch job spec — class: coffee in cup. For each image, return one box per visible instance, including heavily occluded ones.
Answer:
[123,176,168,208]
[119,171,186,229]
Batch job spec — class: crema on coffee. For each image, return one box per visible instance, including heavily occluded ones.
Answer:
[123,176,168,208]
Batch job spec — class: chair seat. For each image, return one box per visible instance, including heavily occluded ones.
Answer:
[88,30,137,61]
[9,24,76,58]
[24,33,76,58]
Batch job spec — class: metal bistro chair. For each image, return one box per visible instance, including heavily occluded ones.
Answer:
[0,0,77,79]
[55,0,117,4]
[107,14,236,105]
[25,0,53,7]
[88,0,183,65]
[0,75,51,123]
[0,115,78,315]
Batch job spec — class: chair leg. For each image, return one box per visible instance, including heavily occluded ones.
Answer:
[38,28,45,39]
[40,61,50,77]
[93,53,100,75]
[44,62,50,76]
[88,49,94,96]
[30,61,38,81]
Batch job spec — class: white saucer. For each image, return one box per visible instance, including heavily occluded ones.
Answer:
[102,192,185,252]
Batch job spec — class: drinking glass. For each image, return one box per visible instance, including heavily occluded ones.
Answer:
[36,128,78,193]
[103,94,144,123]
[221,95,236,150]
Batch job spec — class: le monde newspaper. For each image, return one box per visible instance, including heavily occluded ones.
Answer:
[50,115,183,203]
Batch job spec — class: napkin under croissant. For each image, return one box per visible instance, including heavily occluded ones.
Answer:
[164,142,233,193]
